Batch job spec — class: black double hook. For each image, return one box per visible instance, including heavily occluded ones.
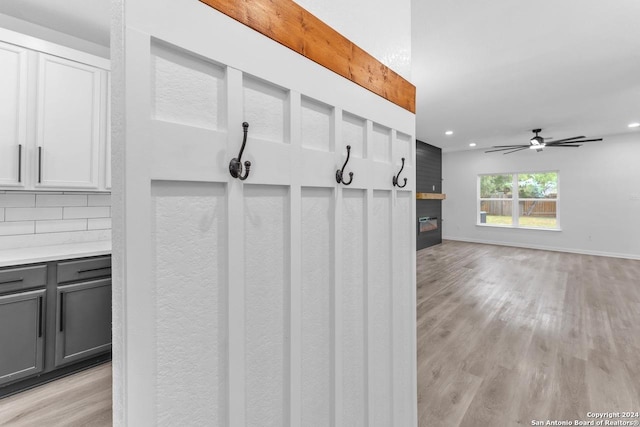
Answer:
[393,157,407,188]
[336,145,354,185]
[229,122,251,181]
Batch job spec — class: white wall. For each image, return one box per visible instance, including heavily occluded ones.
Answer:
[294,0,411,80]
[443,132,640,259]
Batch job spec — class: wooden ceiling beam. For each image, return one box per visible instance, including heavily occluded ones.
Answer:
[199,0,416,113]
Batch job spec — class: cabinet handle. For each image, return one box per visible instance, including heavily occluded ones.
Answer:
[59,293,64,332]
[77,267,111,275]
[38,146,42,183]
[0,277,24,285]
[38,296,43,337]
[18,144,22,183]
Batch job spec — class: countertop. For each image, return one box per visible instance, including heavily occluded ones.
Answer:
[0,241,112,268]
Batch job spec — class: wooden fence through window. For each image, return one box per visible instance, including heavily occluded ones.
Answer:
[480,200,557,217]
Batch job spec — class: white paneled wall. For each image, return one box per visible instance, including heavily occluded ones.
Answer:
[244,185,289,427]
[341,189,366,426]
[396,132,413,164]
[152,42,225,130]
[301,97,333,153]
[153,181,226,425]
[342,113,366,159]
[0,191,111,244]
[370,190,393,427]
[301,187,333,426]
[114,3,416,425]
[243,76,288,144]
[393,191,415,426]
[372,124,392,163]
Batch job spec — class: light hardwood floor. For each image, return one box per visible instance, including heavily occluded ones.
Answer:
[417,241,640,426]
[0,363,112,426]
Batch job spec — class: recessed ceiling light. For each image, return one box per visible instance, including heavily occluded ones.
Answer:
[445,130,453,135]
[469,143,476,147]
[629,122,640,128]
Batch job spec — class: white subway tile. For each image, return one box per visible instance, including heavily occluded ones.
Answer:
[88,194,111,207]
[0,221,35,236]
[35,219,88,233]
[63,206,110,219]
[0,194,36,208]
[87,218,112,230]
[5,207,63,221]
[36,194,88,207]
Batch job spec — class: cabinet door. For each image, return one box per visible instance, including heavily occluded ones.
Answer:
[0,289,45,386]
[36,54,105,189]
[55,279,111,367]
[0,41,28,188]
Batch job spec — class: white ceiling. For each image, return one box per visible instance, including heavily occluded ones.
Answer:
[2,0,639,153]
[412,0,640,152]
[0,0,110,47]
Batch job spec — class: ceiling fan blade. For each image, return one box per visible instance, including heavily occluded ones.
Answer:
[485,146,528,153]
[503,147,529,155]
[547,136,585,144]
[546,144,582,147]
[490,144,530,148]
[548,138,602,145]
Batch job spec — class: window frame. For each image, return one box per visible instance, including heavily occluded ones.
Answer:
[477,170,561,231]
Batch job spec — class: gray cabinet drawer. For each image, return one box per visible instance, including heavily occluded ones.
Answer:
[0,265,47,294]
[57,256,111,284]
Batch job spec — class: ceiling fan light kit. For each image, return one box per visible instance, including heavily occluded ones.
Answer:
[485,129,603,155]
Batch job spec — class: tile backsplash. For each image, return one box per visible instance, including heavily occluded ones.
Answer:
[0,191,111,248]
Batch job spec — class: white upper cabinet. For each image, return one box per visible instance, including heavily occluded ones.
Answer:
[35,54,105,189]
[0,41,28,188]
[0,30,110,192]
[104,73,111,190]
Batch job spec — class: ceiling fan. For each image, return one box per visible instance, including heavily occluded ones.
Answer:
[485,129,603,154]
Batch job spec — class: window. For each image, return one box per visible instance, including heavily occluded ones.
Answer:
[478,172,558,229]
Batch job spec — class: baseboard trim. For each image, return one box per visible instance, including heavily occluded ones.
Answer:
[0,353,112,399]
[442,236,640,261]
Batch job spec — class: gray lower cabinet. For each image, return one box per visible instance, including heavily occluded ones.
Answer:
[0,256,111,394]
[55,278,112,367]
[0,289,46,386]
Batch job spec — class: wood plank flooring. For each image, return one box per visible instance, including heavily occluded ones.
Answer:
[417,241,640,426]
[0,362,112,426]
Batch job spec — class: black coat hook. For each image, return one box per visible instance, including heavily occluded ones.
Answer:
[393,157,407,188]
[336,145,354,185]
[229,122,251,181]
